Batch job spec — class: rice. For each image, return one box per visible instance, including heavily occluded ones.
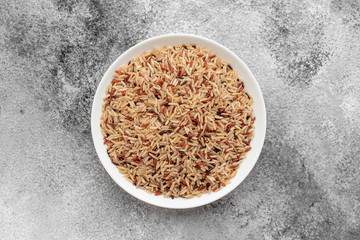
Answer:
[100,44,255,198]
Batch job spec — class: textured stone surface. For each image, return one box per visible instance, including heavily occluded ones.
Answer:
[1,0,359,239]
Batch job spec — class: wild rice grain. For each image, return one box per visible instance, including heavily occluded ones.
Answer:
[100,45,254,198]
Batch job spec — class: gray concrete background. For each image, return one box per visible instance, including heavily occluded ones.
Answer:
[0,0,359,239]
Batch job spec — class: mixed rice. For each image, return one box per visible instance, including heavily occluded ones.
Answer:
[100,44,254,198]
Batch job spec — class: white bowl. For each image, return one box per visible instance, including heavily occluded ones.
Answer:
[91,34,266,209]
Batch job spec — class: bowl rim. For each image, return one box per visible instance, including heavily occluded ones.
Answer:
[91,33,266,209]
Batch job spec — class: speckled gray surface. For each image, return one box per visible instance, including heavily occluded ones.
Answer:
[1,0,359,239]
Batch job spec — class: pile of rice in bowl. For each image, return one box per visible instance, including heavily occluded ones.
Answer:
[100,44,254,199]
